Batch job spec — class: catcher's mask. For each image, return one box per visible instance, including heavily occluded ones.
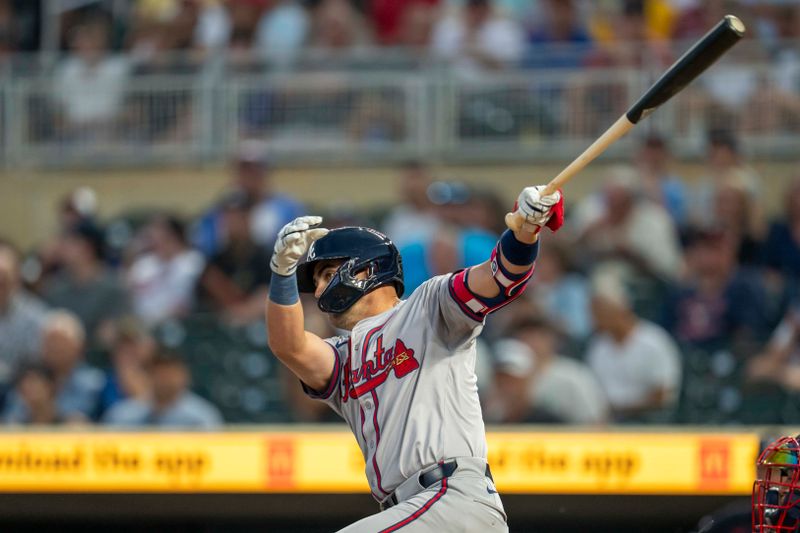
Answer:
[753,436,800,532]
[296,227,404,314]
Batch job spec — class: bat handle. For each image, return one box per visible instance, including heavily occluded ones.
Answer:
[506,115,636,234]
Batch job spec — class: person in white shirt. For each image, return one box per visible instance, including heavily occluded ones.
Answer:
[487,316,609,425]
[585,271,682,422]
[573,165,684,284]
[127,214,205,326]
[53,18,129,137]
[431,0,525,78]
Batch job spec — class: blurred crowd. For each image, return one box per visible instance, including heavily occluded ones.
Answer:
[1,129,800,428]
[3,0,800,148]
[3,0,799,64]
[0,0,797,429]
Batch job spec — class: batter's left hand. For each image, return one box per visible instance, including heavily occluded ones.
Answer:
[270,216,329,277]
[510,186,564,234]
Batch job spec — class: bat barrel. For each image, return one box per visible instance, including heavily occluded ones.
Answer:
[625,15,746,124]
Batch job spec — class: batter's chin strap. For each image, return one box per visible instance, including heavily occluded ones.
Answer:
[450,246,534,320]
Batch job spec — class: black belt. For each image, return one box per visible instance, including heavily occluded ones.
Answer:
[380,460,494,511]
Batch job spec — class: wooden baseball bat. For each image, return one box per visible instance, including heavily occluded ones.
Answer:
[507,14,746,232]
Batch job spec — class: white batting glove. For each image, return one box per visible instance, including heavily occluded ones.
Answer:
[515,186,562,232]
[270,216,329,277]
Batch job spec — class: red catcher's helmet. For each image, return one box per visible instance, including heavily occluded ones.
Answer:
[753,436,800,532]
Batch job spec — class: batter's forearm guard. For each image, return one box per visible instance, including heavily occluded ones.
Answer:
[489,244,535,298]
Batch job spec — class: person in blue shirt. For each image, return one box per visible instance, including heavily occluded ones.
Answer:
[525,0,593,70]
[103,349,222,429]
[635,133,689,228]
[3,310,105,423]
[194,140,305,257]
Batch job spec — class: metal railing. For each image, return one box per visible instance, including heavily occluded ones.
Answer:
[1,56,798,168]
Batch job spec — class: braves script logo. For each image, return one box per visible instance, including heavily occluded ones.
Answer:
[341,336,419,401]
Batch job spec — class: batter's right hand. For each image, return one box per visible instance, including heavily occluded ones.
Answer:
[270,216,329,277]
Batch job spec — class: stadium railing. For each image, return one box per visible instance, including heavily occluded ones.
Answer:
[0,43,798,168]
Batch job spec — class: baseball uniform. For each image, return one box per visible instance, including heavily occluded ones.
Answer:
[303,273,508,532]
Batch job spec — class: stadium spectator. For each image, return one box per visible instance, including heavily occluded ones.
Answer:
[670,0,727,40]
[3,311,105,423]
[347,91,406,144]
[396,0,439,49]
[398,181,497,294]
[53,17,130,140]
[585,0,672,68]
[0,0,18,59]
[690,130,762,230]
[129,0,206,58]
[0,0,40,56]
[430,0,525,77]
[571,1,671,136]
[196,191,272,325]
[308,0,370,56]
[97,317,157,416]
[381,161,439,249]
[736,6,800,138]
[662,228,769,351]
[573,165,683,285]
[710,180,765,267]
[2,364,69,425]
[526,0,593,69]
[103,349,223,428]
[523,239,591,342]
[586,272,682,422]
[23,187,100,294]
[194,0,232,52]
[747,301,800,392]
[20,187,101,296]
[369,0,439,46]
[59,186,99,229]
[768,5,800,107]
[763,177,800,282]
[42,222,130,350]
[254,0,310,65]
[635,133,688,228]
[225,0,270,67]
[127,214,205,326]
[487,317,609,424]
[193,141,305,257]
[0,242,47,386]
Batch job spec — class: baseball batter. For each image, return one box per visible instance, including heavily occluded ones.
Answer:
[266,186,564,532]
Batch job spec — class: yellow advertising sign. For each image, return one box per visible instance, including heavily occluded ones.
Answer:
[485,432,759,495]
[0,433,267,492]
[0,431,759,495]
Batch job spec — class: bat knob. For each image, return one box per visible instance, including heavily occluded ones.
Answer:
[505,211,523,233]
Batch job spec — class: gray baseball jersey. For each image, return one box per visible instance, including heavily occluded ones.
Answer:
[303,273,487,500]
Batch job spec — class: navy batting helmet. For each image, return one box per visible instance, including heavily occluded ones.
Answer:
[296,227,404,314]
